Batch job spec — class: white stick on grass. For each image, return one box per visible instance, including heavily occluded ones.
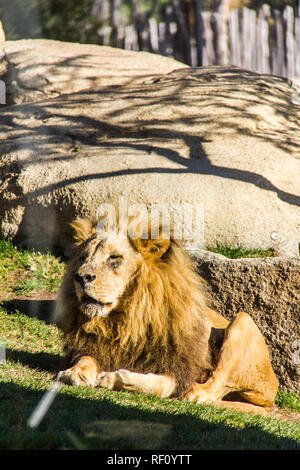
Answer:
[0,341,6,365]
[27,381,60,428]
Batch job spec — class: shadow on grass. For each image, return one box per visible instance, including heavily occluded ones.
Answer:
[1,299,56,324]
[5,348,66,374]
[0,379,299,451]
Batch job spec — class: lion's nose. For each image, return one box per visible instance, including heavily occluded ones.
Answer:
[75,273,96,287]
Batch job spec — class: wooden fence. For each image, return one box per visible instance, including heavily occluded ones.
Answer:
[96,3,300,79]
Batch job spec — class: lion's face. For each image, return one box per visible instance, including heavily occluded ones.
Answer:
[74,232,143,319]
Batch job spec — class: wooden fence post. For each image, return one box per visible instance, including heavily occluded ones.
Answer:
[229,9,241,67]
[274,9,286,77]
[124,24,139,51]
[195,0,203,66]
[149,18,159,53]
[257,4,271,74]
[242,8,256,70]
[111,0,124,47]
[98,25,112,46]
[201,12,216,66]
[214,4,230,65]
[295,14,300,76]
[284,5,296,78]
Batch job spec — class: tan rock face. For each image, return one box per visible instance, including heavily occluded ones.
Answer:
[2,39,186,105]
[0,40,299,253]
[194,256,300,393]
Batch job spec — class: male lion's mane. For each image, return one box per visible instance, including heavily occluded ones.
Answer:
[54,217,215,396]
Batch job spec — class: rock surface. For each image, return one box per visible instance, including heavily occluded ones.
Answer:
[0,39,299,253]
[2,39,186,105]
[194,255,300,393]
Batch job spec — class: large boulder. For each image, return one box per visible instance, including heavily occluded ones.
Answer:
[193,255,300,393]
[0,39,299,255]
[1,39,186,104]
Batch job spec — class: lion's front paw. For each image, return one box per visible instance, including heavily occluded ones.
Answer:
[185,384,213,404]
[97,369,136,391]
[97,371,122,390]
[57,368,85,386]
[57,366,97,387]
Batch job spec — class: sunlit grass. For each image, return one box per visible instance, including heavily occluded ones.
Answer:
[0,240,65,298]
[208,246,276,259]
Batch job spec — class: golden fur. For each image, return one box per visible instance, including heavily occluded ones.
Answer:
[55,214,278,414]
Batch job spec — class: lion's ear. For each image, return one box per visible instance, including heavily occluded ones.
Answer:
[70,218,96,245]
[132,237,170,260]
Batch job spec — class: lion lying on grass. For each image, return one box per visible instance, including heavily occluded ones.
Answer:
[54,215,278,416]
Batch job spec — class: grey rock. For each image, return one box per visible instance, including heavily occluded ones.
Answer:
[194,255,300,392]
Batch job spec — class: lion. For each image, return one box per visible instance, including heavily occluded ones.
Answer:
[54,214,278,416]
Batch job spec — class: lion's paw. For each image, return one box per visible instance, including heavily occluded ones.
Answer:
[97,371,121,390]
[57,367,97,387]
[185,384,213,404]
[97,369,136,391]
[116,369,137,387]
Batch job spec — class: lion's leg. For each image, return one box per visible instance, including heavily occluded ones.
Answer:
[186,312,278,414]
[58,355,100,387]
[205,400,269,416]
[97,369,176,398]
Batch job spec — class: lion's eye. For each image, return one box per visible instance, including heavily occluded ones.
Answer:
[108,255,122,268]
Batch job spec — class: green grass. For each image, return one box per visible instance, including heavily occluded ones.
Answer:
[0,240,299,450]
[208,246,276,259]
[209,243,300,258]
[275,390,300,413]
[0,240,65,297]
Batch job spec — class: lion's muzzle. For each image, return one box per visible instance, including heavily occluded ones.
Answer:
[74,272,96,287]
[74,273,115,319]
